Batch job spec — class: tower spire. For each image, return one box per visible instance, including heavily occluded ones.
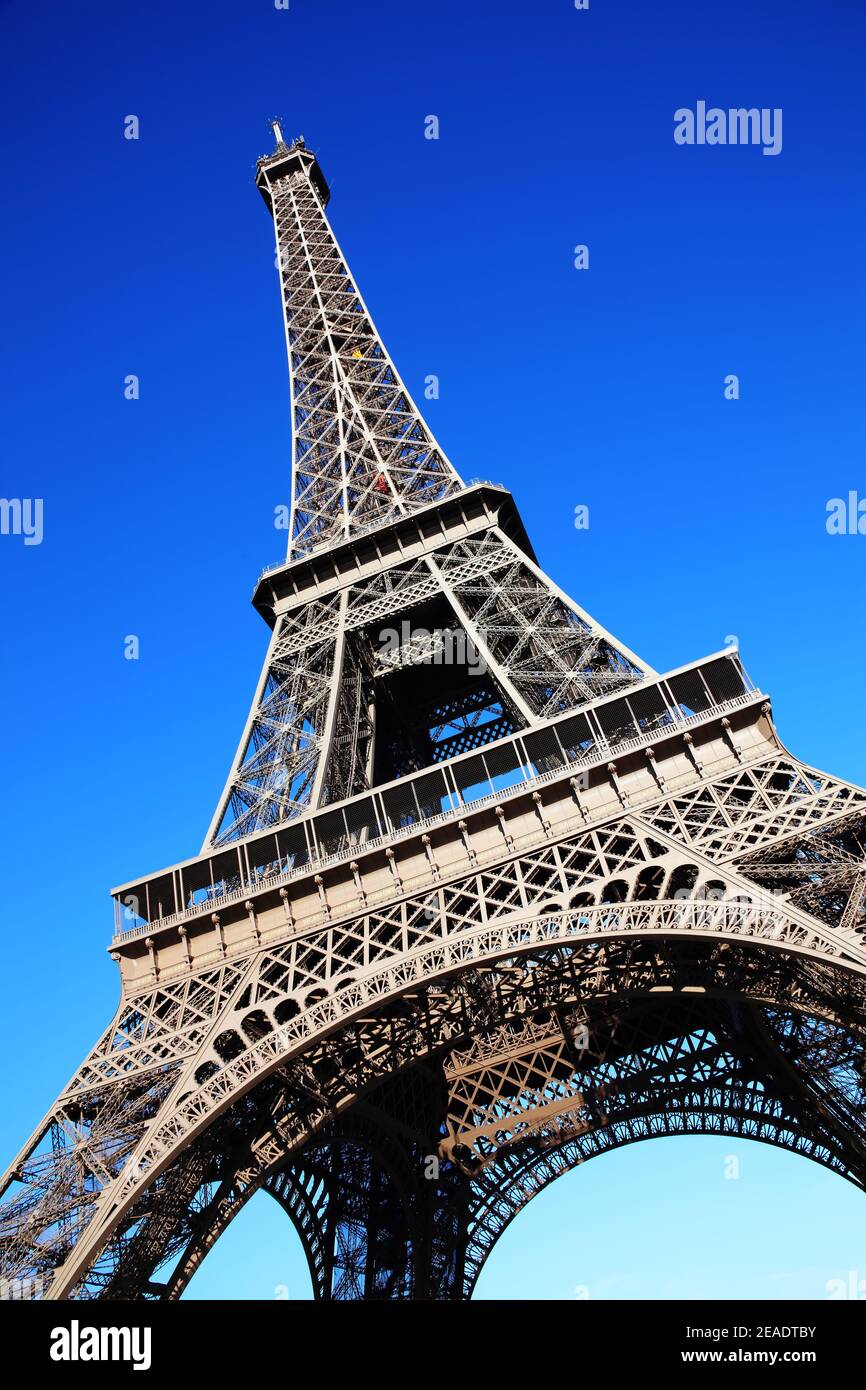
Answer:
[256,136,463,558]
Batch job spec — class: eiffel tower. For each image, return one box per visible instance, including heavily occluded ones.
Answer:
[3,125,866,1303]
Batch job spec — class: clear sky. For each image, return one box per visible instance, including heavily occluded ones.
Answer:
[1,0,865,1301]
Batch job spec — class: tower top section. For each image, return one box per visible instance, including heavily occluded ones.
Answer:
[256,127,330,209]
[252,123,463,559]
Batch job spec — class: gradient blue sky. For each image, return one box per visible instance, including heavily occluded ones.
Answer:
[1,0,865,1300]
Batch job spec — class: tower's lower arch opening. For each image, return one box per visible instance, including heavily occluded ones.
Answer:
[470,1133,866,1301]
[180,1186,313,1301]
[157,986,866,1301]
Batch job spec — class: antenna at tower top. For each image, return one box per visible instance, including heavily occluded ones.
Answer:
[271,119,285,147]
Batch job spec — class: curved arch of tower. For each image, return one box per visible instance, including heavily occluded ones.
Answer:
[2,130,865,1301]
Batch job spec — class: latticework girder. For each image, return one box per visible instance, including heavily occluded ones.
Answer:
[207,527,650,845]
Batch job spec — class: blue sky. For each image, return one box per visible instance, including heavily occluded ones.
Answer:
[1,0,865,1299]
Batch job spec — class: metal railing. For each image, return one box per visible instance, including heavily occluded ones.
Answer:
[112,688,761,945]
[254,480,503,585]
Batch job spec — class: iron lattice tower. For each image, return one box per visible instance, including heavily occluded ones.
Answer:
[3,128,866,1301]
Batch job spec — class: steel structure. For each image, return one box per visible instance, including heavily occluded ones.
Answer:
[2,128,866,1301]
